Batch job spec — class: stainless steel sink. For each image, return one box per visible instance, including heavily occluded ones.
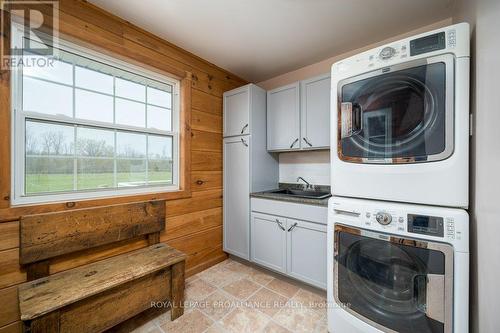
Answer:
[268,188,331,199]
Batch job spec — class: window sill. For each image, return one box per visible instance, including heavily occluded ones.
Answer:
[1,186,191,222]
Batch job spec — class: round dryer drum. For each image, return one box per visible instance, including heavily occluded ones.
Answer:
[338,57,452,163]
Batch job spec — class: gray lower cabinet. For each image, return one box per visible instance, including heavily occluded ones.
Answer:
[287,219,327,289]
[250,213,287,273]
[250,211,327,289]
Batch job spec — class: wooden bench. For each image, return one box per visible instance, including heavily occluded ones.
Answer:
[17,200,186,333]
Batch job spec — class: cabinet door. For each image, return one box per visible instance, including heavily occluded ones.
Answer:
[224,86,250,137]
[267,83,300,151]
[300,73,331,149]
[223,137,250,259]
[286,219,327,289]
[250,212,287,273]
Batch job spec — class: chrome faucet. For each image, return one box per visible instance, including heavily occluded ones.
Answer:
[296,177,311,190]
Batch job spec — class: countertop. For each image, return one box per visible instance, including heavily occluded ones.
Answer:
[250,183,331,207]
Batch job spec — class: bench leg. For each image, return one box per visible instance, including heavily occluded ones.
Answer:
[25,311,60,333]
[171,260,185,321]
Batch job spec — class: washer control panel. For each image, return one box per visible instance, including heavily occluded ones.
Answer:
[333,201,465,243]
[331,176,469,251]
[407,214,444,237]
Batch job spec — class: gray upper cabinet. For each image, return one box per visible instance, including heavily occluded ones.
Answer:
[300,73,331,149]
[267,82,301,151]
[267,74,331,151]
[224,86,250,137]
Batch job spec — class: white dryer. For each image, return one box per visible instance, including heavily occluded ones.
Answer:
[331,23,470,208]
[327,196,469,333]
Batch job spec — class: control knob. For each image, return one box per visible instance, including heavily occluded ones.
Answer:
[376,212,392,225]
[379,47,396,60]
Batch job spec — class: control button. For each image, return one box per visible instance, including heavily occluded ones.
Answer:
[398,217,404,223]
[376,212,392,225]
[397,227,405,232]
[366,212,371,218]
[379,47,396,60]
[448,30,456,48]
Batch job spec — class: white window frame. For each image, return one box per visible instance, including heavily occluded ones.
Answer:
[11,23,181,205]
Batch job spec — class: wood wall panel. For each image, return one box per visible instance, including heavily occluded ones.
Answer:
[191,110,222,133]
[0,249,26,290]
[192,89,223,116]
[161,208,222,242]
[191,171,223,192]
[0,287,19,328]
[0,0,245,330]
[0,321,21,333]
[191,151,222,171]
[192,130,223,152]
[0,222,19,251]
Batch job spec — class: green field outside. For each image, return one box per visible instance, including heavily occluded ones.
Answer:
[26,171,172,194]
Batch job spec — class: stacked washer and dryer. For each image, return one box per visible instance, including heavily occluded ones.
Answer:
[327,23,470,333]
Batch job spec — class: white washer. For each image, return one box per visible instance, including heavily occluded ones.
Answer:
[330,23,470,208]
[327,196,469,333]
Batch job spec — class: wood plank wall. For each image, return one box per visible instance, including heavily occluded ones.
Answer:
[0,1,246,331]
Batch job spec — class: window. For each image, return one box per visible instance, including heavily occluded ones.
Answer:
[11,24,180,205]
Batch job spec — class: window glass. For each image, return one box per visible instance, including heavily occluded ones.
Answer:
[25,121,74,194]
[75,66,114,94]
[115,77,145,102]
[147,86,171,108]
[23,77,73,117]
[75,89,114,123]
[76,127,115,190]
[147,105,172,131]
[148,135,173,184]
[115,98,146,127]
[23,55,73,85]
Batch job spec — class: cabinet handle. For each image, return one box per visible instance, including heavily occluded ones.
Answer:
[240,123,249,134]
[275,219,285,231]
[287,222,298,232]
[289,138,299,149]
[303,137,313,147]
[241,138,248,147]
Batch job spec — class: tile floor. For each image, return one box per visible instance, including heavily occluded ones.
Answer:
[131,258,327,333]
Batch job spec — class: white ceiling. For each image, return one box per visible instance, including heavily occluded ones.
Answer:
[89,0,455,82]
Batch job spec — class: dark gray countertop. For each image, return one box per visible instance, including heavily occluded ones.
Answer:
[250,183,331,207]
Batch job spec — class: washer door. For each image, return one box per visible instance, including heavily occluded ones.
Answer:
[334,225,454,333]
[338,55,454,164]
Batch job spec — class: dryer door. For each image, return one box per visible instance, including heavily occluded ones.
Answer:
[338,55,454,164]
[334,225,454,333]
